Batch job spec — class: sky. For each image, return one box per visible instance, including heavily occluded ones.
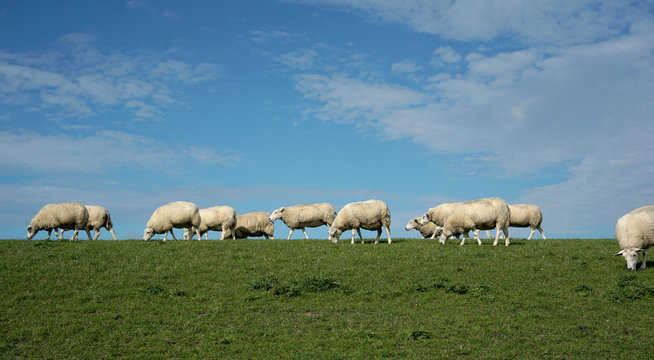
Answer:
[1,0,653,240]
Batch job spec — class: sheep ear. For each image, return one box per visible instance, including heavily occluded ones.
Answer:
[635,248,644,253]
[614,250,625,256]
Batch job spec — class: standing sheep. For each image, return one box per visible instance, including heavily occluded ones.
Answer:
[26,202,92,241]
[614,205,654,271]
[404,217,440,239]
[58,205,118,240]
[184,206,237,240]
[269,203,336,240]
[483,204,546,240]
[439,197,510,246]
[329,199,391,244]
[143,201,202,241]
[222,212,275,239]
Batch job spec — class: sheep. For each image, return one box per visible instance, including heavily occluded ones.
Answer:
[183,206,237,240]
[418,202,464,239]
[143,201,202,241]
[26,202,92,241]
[404,217,440,239]
[439,197,510,246]
[57,205,118,241]
[483,204,546,240]
[222,212,275,239]
[329,199,391,244]
[269,203,336,240]
[614,205,654,271]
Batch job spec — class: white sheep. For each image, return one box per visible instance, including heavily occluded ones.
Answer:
[329,199,391,244]
[483,204,546,240]
[183,206,237,240]
[439,197,510,246]
[222,212,275,239]
[418,202,463,239]
[143,201,202,241]
[58,205,118,241]
[269,203,336,240]
[614,205,654,271]
[404,217,440,239]
[26,202,93,241]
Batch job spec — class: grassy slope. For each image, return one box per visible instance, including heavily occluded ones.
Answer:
[1,238,653,359]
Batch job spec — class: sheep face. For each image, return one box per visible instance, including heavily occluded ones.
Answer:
[419,214,430,226]
[405,218,419,231]
[269,208,284,222]
[615,248,642,271]
[26,226,37,240]
[143,228,155,241]
[328,227,343,243]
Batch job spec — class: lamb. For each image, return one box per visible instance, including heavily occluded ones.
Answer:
[404,217,440,239]
[329,199,391,244]
[418,202,464,239]
[222,212,275,239]
[614,205,654,271]
[58,205,118,241]
[269,203,336,240]
[183,206,237,240]
[439,197,510,246]
[143,201,202,241]
[26,202,93,241]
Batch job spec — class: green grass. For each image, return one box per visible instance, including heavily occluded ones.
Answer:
[1,238,653,359]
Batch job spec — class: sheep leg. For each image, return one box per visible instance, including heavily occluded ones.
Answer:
[527,227,536,240]
[486,230,492,239]
[56,229,63,240]
[163,231,168,241]
[473,229,482,245]
[287,229,294,240]
[71,229,79,241]
[374,228,381,244]
[302,228,310,240]
[357,228,364,244]
[170,229,178,240]
[640,249,648,270]
[493,227,501,246]
[351,229,356,244]
[503,227,510,246]
[196,229,202,240]
[459,234,467,246]
[204,232,209,240]
[385,225,392,244]
[46,229,52,240]
[93,230,101,240]
[85,229,93,241]
[538,227,547,240]
[109,228,118,241]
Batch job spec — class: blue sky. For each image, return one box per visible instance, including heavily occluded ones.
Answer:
[1,0,653,239]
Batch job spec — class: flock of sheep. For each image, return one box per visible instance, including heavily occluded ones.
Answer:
[25,198,654,271]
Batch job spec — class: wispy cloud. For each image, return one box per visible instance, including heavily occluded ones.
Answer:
[0,129,240,176]
[0,33,221,121]
[125,0,181,21]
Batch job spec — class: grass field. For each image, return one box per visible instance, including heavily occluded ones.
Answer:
[1,238,653,359]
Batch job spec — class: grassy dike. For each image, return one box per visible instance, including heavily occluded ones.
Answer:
[1,238,653,359]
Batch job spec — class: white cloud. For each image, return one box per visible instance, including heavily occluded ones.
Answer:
[290,0,636,45]
[432,47,462,64]
[125,0,181,21]
[0,33,221,120]
[278,49,319,71]
[391,59,421,73]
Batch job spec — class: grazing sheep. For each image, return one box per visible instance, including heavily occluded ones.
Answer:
[269,203,336,240]
[439,197,510,246]
[483,204,546,240]
[27,202,92,241]
[184,206,237,240]
[329,199,391,244]
[404,217,440,239]
[418,202,464,239]
[614,205,654,271]
[143,201,202,241]
[58,205,118,241]
[222,212,275,239]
